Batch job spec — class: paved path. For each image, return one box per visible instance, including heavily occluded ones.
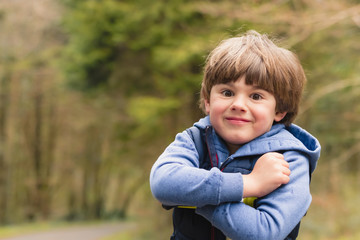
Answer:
[0,222,135,240]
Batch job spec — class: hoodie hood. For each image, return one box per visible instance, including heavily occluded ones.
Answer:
[194,116,321,174]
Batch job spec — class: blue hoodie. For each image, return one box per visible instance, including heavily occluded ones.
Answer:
[150,116,321,240]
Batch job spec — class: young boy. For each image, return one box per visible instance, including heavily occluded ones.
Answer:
[150,30,321,240]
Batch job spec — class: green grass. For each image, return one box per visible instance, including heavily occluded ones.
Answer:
[100,231,135,240]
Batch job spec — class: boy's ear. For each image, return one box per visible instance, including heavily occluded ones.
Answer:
[274,112,287,122]
[204,99,211,114]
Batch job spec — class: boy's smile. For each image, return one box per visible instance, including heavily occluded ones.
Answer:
[204,76,287,154]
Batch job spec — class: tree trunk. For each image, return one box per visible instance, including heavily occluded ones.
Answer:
[0,74,10,224]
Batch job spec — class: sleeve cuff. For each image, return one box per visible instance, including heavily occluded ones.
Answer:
[218,172,243,202]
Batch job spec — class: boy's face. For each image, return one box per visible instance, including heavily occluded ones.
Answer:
[204,76,286,154]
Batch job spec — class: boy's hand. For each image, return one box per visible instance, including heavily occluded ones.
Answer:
[243,152,290,198]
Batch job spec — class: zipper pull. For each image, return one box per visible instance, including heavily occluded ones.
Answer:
[220,156,232,171]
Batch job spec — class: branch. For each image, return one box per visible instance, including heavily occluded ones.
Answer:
[330,141,360,168]
[299,78,360,116]
[288,4,360,46]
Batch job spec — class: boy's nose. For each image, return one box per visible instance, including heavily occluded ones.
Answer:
[231,95,247,112]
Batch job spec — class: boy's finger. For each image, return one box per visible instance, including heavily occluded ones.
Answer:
[283,167,291,176]
[281,161,289,168]
[283,175,290,184]
[269,152,284,158]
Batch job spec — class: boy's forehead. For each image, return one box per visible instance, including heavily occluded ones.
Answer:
[216,79,266,90]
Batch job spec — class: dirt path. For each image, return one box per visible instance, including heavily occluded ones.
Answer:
[0,222,135,240]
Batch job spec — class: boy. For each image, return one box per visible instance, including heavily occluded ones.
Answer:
[150,30,321,240]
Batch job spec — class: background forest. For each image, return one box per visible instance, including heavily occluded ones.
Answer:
[0,0,359,239]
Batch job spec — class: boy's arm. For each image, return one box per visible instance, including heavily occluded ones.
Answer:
[196,151,311,240]
[150,130,244,207]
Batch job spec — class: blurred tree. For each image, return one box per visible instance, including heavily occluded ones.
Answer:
[0,1,358,238]
[0,6,13,225]
[0,0,64,222]
[0,59,11,224]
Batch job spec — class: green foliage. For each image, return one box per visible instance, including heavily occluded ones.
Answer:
[127,96,180,137]
[60,0,124,89]
[60,0,206,91]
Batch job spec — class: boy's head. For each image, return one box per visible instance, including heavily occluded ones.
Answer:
[200,30,306,126]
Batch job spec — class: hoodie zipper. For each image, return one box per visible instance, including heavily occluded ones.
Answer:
[220,156,233,171]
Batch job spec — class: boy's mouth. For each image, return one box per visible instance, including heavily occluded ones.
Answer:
[225,117,251,124]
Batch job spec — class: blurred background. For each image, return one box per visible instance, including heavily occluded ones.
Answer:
[0,0,359,239]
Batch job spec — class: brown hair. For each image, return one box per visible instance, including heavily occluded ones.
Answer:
[200,30,306,126]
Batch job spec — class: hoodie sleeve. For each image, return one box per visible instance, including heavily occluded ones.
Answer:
[196,150,312,240]
[150,130,244,207]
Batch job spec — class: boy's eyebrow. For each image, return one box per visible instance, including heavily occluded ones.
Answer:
[216,82,234,88]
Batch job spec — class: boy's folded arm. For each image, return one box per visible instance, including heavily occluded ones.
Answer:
[150,131,244,207]
[196,151,311,240]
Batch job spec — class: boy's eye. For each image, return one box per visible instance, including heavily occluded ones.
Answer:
[221,90,234,97]
[251,93,262,100]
